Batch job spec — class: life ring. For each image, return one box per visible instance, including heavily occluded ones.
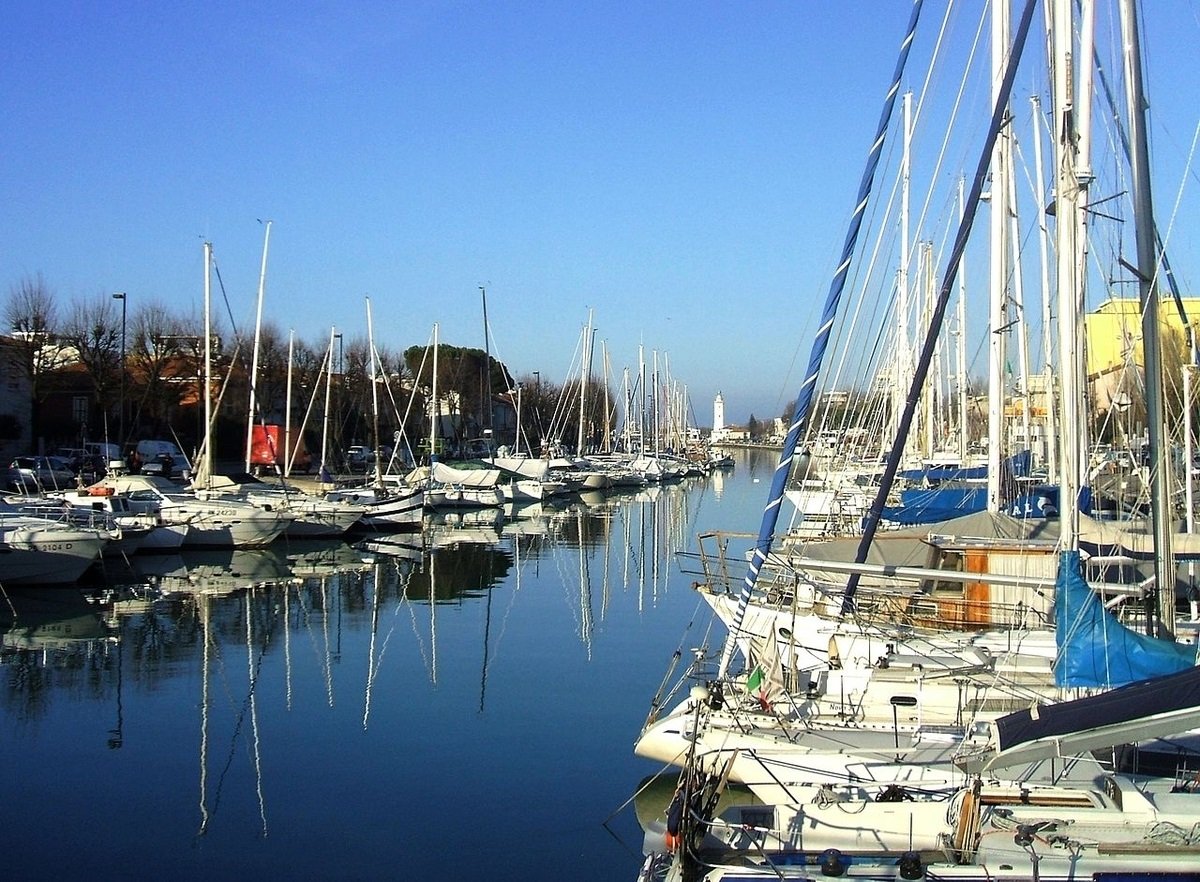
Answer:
[88,486,115,497]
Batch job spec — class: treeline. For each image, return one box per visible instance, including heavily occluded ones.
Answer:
[2,273,611,464]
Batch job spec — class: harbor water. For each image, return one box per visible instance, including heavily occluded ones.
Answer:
[0,448,777,881]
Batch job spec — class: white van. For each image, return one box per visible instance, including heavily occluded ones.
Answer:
[136,439,192,479]
[85,441,123,468]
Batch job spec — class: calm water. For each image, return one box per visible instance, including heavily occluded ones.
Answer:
[0,448,778,881]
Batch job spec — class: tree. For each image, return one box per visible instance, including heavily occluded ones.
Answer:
[58,293,123,432]
[127,301,201,444]
[747,414,761,439]
[4,273,65,443]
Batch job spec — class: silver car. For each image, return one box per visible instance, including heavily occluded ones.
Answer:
[10,455,78,489]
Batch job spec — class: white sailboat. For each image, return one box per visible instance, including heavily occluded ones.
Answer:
[323,302,424,530]
[635,1,1200,878]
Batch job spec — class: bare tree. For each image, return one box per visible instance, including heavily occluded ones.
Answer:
[128,300,196,439]
[4,273,65,441]
[59,293,122,419]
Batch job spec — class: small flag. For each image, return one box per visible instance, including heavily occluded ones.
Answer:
[746,666,764,693]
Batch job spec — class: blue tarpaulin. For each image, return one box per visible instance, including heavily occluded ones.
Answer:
[1054,550,1196,688]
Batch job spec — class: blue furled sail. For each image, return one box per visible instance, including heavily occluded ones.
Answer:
[715,0,926,678]
[1055,549,1196,688]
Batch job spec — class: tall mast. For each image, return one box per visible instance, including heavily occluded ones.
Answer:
[1031,96,1058,483]
[1121,0,1174,635]
[430,323,440,462]
[320,327,336,480]
[201,240,213,489]
[1052,0,1083,550]
[366,297,382,487]
[1005,138,1032,462]
[480,286,492,447]
[895,91,913,460]
[577,311,593,456]
[244,220,272,472]
[284,329,294,476]
[956,177,970,463]
[986,0,1012,513]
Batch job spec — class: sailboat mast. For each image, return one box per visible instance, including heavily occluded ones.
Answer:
[1121,0,1175,635]
[577,312,593,456]
[896,91,913,461]
[202,241,213,488]
[717,0,926,676]
[956,177,970,463]
[480,286,492,446]
[366,297,382,486]
[284,329,294,476]
[1031,96,1058,484]
[987,0,1011,513]
[430,323,440,462]
[320,327,336,480]
[1053,0,1083,551]
[244,220,272,472]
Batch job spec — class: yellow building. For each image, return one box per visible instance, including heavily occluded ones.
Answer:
[1085,296,1199,409]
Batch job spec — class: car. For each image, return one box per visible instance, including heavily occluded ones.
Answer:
[140,452,192,480]
[346,445,384,471]
[54,448,89,472]
[345,445,395,473]
[9,455,78,489]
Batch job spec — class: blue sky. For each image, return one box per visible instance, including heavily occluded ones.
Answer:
[4,1,1200,426]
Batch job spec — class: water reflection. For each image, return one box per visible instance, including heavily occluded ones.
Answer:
[0,468,722,876]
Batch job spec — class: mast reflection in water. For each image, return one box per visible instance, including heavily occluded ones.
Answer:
[0,450,770,882]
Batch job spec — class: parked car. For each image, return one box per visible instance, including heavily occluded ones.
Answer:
[135,439,192,480]
[345,445,371,472]
[346,445,394,473]
[9,455,78,489]
[141,452,192,480]
[48,448,108,481]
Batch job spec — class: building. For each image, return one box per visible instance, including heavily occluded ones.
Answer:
[0,336,32,459]
[1085,296,1198,410]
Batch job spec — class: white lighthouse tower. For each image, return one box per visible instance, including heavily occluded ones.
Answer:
[712,392,726,442]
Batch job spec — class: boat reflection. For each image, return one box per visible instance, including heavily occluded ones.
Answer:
[133,547,297,596]
[0,470,716,862]
[0,587,113,653]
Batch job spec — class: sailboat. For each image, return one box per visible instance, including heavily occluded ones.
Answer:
[323,302,424,530]
[96,242,294,548]
[634,1,1200,877]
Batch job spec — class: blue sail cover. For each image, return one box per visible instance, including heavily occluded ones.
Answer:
[1055,550,1197,688]
[896,450,1032,484]
[882,486,986,525]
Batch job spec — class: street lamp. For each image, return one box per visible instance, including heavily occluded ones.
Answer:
[113,292,126,444]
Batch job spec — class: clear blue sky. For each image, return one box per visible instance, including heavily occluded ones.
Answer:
[4,2,1199,427]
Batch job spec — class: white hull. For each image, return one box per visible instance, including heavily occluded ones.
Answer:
[0,520,106,585]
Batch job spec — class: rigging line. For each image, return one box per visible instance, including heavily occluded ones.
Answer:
[845,0,1041,613]
[717,0,927,680]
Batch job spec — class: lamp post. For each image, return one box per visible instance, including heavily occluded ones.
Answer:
[113,292,126,444]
